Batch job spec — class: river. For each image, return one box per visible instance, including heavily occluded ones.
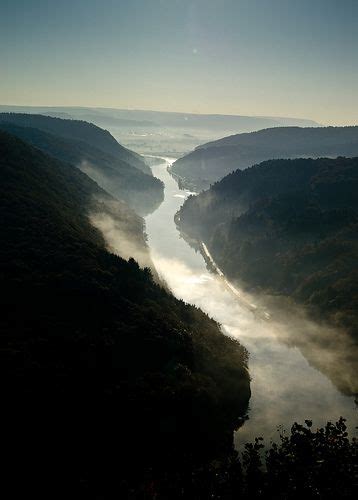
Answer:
[145,157,357,447]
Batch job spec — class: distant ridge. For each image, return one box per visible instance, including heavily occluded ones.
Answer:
[0,105,319,130]
[171,125,358,190]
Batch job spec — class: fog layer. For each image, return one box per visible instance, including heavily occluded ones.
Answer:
[145,158,357,446]
[89,196,154,271]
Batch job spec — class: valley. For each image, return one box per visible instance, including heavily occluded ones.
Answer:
[144,157,357,446]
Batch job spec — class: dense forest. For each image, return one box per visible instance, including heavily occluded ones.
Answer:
[1,129,356,497]
[0,121,163,215]
[0,131,252,496]
[0,112,150,173]
[171,126,358,190]
[3,0,358,495]
[178,157,358,394]
[0,114,165,215]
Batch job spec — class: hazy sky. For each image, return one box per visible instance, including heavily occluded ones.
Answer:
[1,0,357,124]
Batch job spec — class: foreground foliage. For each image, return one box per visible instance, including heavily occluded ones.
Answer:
[151,418,357,499]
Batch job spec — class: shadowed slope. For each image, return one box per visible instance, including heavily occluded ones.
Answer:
[0,122,164,215]
[0,130,250,494]
[172,126,358,190]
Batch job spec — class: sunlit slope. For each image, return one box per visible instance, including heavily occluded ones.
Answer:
[172,126,358,190]
[0,121,164,215]
[178,156,358,345]
[0,131,250,483]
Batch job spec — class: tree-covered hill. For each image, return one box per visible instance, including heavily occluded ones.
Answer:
[171,126,358,190]
[177,157,358,391]
[0,122,164,215]
[0,131,250,494]
[0,112,151,173]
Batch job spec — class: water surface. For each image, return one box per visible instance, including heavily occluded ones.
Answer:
[145,158,357,446]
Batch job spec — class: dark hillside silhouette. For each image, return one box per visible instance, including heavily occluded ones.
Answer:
[172,126,358,190]
[178,156,358,395]
[0,130,250,495]
[0,112,151,173]
[0,122,163,215]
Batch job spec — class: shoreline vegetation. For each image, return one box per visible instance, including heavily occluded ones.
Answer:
[177,156,358,397]
[177,157,358,340]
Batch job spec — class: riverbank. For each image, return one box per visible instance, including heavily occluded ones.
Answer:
[145,157,357,446]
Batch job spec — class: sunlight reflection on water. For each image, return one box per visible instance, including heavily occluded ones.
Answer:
[145,158,357,447]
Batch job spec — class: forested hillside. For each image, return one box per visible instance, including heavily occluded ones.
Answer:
[0,121,164,215]
[178,157,358,348]
[171,126,358,190]
[0,112,151,173]
[0,131,250,495]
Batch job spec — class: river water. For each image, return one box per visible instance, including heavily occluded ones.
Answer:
[145,157,357,447]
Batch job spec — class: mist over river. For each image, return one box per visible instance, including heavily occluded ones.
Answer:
[145,158,357,447]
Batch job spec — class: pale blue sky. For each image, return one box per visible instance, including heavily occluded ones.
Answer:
[1,0,357,124]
